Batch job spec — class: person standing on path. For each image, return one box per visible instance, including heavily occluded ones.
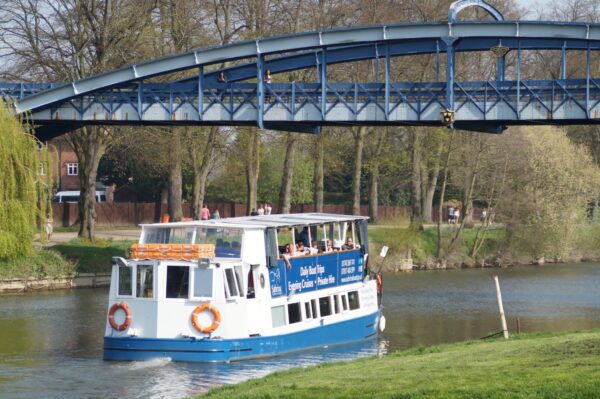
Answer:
[201,204,210,220]
[45,215,53,240]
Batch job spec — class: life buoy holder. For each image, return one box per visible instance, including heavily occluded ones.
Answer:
[108,302,132,331]
[376,273,383,296]
[191,304,221,334]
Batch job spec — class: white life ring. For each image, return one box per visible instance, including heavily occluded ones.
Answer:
[378,315,386,332]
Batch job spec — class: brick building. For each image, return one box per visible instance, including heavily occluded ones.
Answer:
[47,137,80,191]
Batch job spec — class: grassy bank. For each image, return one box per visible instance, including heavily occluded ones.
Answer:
[50,239,133,273]
[201,330,600,399]
[0,249,75,279]
[368,224,505,269]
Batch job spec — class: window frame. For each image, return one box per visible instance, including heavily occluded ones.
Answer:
[348,290,360,310]
[135,264,155,300]
[116,264,134,298]
[223,266,242,300]
[190,266,214,300]
[287,302,302,324]
[66,162,79,176]
[319,296,332,317]
[164,264,190,300]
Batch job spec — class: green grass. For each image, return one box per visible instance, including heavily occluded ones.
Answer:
[200,330,600,399]
[50,238,133,273]
[368,224,505,265]
[0,249,75,279]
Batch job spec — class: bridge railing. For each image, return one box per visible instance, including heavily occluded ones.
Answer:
[11,79,600,123]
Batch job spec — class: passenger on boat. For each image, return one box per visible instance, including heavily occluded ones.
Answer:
[342,237,356,250]
[282,244,294,268]
[310,240,319,255]
[296,241,310,255]
[324,239,334,252]
[297,226,310,247]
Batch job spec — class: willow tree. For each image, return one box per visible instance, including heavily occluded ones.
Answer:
[0,101,50,260]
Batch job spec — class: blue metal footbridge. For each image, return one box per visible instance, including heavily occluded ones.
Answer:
[3,0,600,139]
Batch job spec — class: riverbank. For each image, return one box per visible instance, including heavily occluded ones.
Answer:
[0,238,132,292]
[368,223,600,271]
[201,329,600,399]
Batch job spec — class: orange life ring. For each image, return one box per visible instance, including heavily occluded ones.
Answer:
[376,274,383,296]
[108,302,132,331]
[191,304,221,334]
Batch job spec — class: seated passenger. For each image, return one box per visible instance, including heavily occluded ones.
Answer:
[342,237,355,250]
[216,238,224,247]
[296,241,310,255]
[333,239,343,251]
[309,239,319,255]
[324,239,333,253]
[281,244,293,269]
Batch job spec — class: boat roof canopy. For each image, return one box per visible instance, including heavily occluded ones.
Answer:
[140,213,369,230]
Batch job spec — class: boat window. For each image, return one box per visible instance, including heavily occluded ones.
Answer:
[265,228,278,267]
[348,291,360,310]
[118,265,132,296]
[326,223,342,250]
[288,303,302,324]
[234,266,245,297]
[192,268,213,298]
[341,294,348,311]
[311,298,318,318]
[196,227,243,258]
[143,227,195,244]
[166,266,189,299]
[277,228,295,258]
[224,268,240,298]
[304,302,312,319]
[333,294,340,314]
[319,296,332,317]
[271,305,286,328]
[247,269,255,299]
[136,265,154,298]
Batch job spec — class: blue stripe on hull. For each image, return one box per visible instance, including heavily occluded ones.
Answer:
[104,311,380,362]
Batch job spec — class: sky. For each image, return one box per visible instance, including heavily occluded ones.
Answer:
[515,0,555,17]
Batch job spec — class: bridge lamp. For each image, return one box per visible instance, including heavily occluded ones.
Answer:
[441,109,455,126]
[490,44,510,59]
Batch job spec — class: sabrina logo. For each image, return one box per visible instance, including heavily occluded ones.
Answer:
[270,268,281,285]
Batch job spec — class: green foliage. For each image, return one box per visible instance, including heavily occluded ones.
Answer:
[0,100,51,261]
[0,249,74,279]
[202,330,600,399]
[50,239,133,273]
[368,225,505,266]
[500,127,600,261]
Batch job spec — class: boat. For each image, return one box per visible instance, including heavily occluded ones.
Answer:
[103,213,385,362]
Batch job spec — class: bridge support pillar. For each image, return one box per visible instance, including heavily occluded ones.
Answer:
[491,43,509,82]
[257,54,265,129]
[320,49,327,121]
[443,37,456,113]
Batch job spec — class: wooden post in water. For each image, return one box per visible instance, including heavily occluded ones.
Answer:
[494,275,509,339]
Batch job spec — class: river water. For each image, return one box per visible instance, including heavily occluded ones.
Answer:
[1,263,600,399]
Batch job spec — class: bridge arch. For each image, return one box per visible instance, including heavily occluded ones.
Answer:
[448,0,504,23]
[4,4,600,137]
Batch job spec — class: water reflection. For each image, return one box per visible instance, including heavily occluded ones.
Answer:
[0,263,599,398]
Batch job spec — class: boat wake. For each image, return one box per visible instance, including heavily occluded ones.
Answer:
[118,357,172,370]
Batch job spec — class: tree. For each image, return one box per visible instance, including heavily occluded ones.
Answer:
[498,126,600,262]
[0,101,50,260]
[0,0,154,240]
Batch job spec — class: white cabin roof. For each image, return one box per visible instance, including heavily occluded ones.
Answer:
[140,213,368,230]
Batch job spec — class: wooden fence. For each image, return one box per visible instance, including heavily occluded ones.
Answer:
[50,202,412,227]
